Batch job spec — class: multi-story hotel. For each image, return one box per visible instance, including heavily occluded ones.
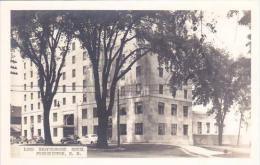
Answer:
[17,39,193,145]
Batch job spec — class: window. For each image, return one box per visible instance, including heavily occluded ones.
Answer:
[72,56,75,64]
[72,96,76,104]
[171,104,177,116]
[31,82,33,88]
[24,105,27,112]
[121,86,125,96]
[24,73,26,80]
[24,94,27,101]
[93,125,98,134]
[30,116,34,124]
[72,82,76,91]
[72,69,76,78]
[63,97,66,105]
[63,85,66,93]
[159,67,163,77]
[24,130,27,137]
[93,107,98,118]
[158,123,166,135]
[135,102,143,114]
[30,71,33,78]
[37,115,41,123]
[38,129,41,136]
[24,84,26,90]
[83,51,87,60]
[24,117,27,124]
[83,94,87,102]
[38,102,40,109]
[62,72,66,80]
[197,122,202,134]
[183,125,188,135]
[171,124,177,135]
[83,66,87,75]
[53,128,58,137]
[24,62,26,69]
[158,102,165,115]
[206,122,210,134]
[82,109,88,119]
[30,60,33,66]
[72,42,75,50]
[159,84,163,94]
[120,107,127,116]
[83,80,87,89]
[183,106,188,117]
[135,123,143,135]
[38,91,40,98]
[136,66,141,77]
[54,99,57,107]
[31,104,33,111]
[120,124,127,135]
[136,83,142,94]
[53,113,57,122]
[31,93,33,100]
[82,126,88,136]
[184,89,187,99]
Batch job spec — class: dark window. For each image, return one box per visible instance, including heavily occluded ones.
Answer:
[183,106,188,117]
[171,124,177,135]
[159,67,163,77]
[72,82,76,91]
[37,115,41,123]
[38,91,40,98]
[30,116,34,124]
[120,124,127,135]
[158,123,166,135]
[38,102,40,109]
[83,80,87,89]
[135,123,143,135]
[63,85,66,93]
[30,82,33,88]
[24,84,26,90]
[82,126,88,136]
[72,96,76,104]
[24,73,26,80]
[30,71,33,77]
[83,94,87,102]
[38,129,41,136]
[197,122,202,134]
[31,104,33,111]
[83,66,87,75]
[82,109,87,119]
[72,42,75,50]
[53,113,57,122]
[83,51,87,60]
[54,99,57,107]
[53,128,58,137]
[24,117,27,124]
[158,102,165,115]
[63,97,66,105]
[24,94,26,101]
[72,56,75,64]
[136,83,142,94]
[93,125,98,134]
[171,104,177,116]
[206,122,210,134]
[120,107,127,116]
[31,93,33,100]
[24,130,27,137]
[184,90,187,99]
[183,125,188,135]
[72,69,76,78]
[159,84,163,94]
[24,62,26,69]
[24,105,27,112]
[62,72,66,80]
[135,102,143,114]
[136,66,141,77]
[93,107,98,118]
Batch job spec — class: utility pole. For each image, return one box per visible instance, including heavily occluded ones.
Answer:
[117,88,120,147]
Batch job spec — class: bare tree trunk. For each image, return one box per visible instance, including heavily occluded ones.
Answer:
[43,102,53,145]
[237,112,243,146]
[96,104,109,148]
[218,123,224,146]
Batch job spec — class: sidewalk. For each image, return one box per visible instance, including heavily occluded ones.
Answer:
[177,145,224,157]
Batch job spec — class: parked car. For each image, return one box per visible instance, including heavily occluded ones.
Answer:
[28,136,45,144]
[60,135,79,144]
[77,134,98,145]
[20,136,29,144]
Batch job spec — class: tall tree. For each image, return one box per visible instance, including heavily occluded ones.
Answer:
[70,10,201,147]
[11,11,74,145]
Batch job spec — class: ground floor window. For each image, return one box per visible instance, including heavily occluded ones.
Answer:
[171,124,177,135]
[120,124,127,135]
[158,123,166,135]
[183,124,188,136]
[38,129,41,136]
[135,123,143,135]
[82,126,88,136]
